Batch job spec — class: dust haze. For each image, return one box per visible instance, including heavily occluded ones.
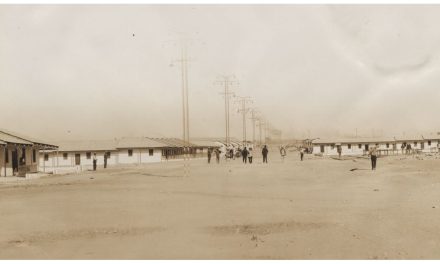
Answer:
[1,5,440,140]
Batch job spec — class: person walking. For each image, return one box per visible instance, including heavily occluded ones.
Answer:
[104,153,108,169]
[369,145,378,170]
[300,147,305,161]
[242,147,249,164]
[337,145,342,159]
[215,148,220,164]
[280,146,286,162]
[93,153,97,171]
[262,145,269,163]
[248,147,253,164]
[207,148,212,164]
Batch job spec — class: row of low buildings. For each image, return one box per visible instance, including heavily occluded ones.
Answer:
[311,135,440,156]
[40,137,224,173]
[1,129,230,177]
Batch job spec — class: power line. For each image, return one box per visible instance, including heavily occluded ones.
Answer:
[214,75,238,146]
[235,96,253,145]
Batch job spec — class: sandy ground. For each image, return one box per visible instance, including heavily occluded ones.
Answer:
[1,151,440,259]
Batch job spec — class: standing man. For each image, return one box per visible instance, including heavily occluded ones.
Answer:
[280,146,286,162]
[215,148,220,164]
[242,147,249,164]
[262,145,269,163]
[337,145,342,159]
[93,153,97,171]
[300,147,305,161]
[104,153,108,169]
[207,148,212,164]
[248,147,253,164]
[369,145,378,170]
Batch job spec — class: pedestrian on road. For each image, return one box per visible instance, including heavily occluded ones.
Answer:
[300,148,305,161]
[369,145,378,170]
[215,148,220,164]
[207,148,212,164]
[93,153,97,171]
[104,153,108,169]
[280,146,286,162]
[242,147,249,164]
[262,145,269,163]
[248,147,253,164]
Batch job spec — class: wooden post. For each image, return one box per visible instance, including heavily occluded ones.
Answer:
[3,145,6,177]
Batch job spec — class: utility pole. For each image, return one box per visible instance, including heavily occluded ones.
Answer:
[215,75,238,146]
[235,96,253,146]
[257,118,265,147]
[249,108,259,147]
[172,40,192,176]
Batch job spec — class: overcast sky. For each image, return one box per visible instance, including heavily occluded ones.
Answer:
[1,5,440,141]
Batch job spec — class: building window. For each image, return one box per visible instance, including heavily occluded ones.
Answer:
[414,142,417,147]
[63,153,68,160]
[320,145,324,153]
[33,149,36,163]
[128,149,133,157]
[386,143,389,149]
[106,152,111,158]
[331,144,335,150]
[428,140,431,146]
[44,154,49,161]
[347,144,351,149]
[86,152,91,159]
[149,149,154,156]
[358,144,362,149]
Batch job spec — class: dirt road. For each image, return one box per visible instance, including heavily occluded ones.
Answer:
[1,153,440,259]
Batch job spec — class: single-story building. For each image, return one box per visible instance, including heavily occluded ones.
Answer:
[40,139,119,173]
[312,135,440,156]
[40,137,169,172]
[0,129,58,177]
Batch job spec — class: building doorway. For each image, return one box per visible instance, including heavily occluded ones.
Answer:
[75,154,81,165]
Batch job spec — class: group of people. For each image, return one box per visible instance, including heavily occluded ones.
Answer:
[91,153,109,171]
[207,145,270,164]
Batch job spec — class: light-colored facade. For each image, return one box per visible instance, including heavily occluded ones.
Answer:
[312,135,440,156]
[40,137,168,173]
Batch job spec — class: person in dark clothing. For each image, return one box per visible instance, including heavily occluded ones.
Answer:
[242,147,249,163]
[262,145,269,163]
[93,153,97,171]
[207,148,212,163]
[300,148,305,161]
[369,146,378,170]
[104,153,108,169]
[214,149,220,163]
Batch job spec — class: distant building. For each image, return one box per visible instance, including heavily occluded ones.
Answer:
[0,129,58,177]
[312,135,440,156]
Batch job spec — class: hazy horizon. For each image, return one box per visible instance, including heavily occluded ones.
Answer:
[2,5,440,141]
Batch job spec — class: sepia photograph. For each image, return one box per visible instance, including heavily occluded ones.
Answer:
[1,1,440,260]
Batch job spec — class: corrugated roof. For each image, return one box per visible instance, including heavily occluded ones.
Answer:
[394,135,424,141]
[0,130,34,145]
[0,129,58,148]
[190,140,222,148]
[55,140,118,152]
[150,138,198,148]
[117,137,168,149]
[314,137,396,144]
